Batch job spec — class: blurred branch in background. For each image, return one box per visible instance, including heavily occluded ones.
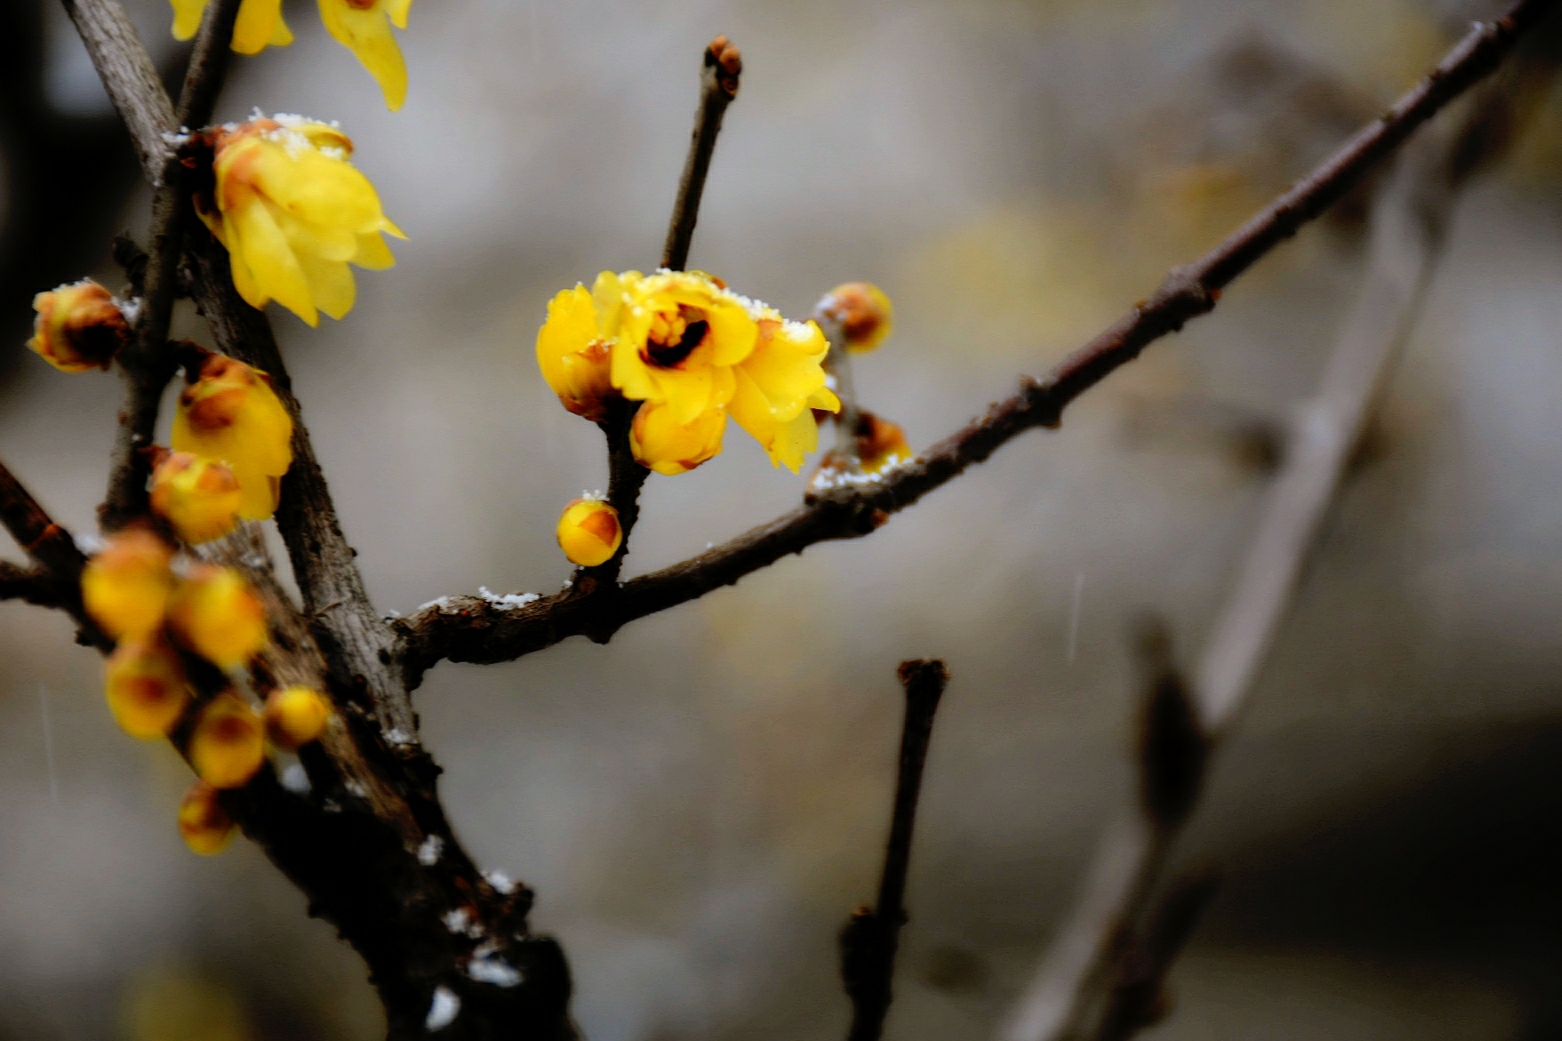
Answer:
[839,660,949,1041]
[397,0,1558,688]
[995,55,1554,1041]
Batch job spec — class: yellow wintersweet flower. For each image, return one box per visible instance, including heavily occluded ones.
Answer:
[190,692,265,789]
[318,0,414,112]
[172,353,294,520]
[150,451,244,545]
[170,0,293,55]
[104,638,191,739]
[82,529,175,641]
[727,314,841,472]
[556,499,623,567]
[536,274,622,421]
[168,564,268,670]
[629,401,726,476]
[263,685,331,750]
[28,279,129,373]
[178,781,237,855]
[195,115,403,327]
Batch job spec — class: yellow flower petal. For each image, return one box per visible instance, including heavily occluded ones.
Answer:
[172,354,295,521]
[231,0,286,54]
[630,402,726,476]
[352,231,397,270]
[384,0,413,30]
[170,0,206,41]
[297,251,357,322]
[233,199,317,326]
[318,0,408,111]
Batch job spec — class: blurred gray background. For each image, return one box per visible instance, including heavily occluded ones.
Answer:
[5,0,1562,1037]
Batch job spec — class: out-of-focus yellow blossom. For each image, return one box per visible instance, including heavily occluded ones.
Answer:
[190,692,265,789]
[318,0,414,111]
[629,400,726,475]
[170,0,293,54]
[556,499,622,567]
[150,451,244,545]
[539,269,840,472]
[816,281,894,353]
[195,115,403,326]
[82,529,175,640]
[168,565,268,670]
[536,275,622,421]
[263,685,331,750]
[104,638,191,739]
[28,279,128,373]
[172,352,294,520]
[178,780,237,855]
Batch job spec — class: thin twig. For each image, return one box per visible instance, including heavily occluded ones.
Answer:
[57,0,176,180]
[101,0,242,530]
[820,320,863,461]
[0,560,62,608]
[0,458,110,648]
[840,659,949,1041]
[996,66,1536,1041]
[662,35,742,271]
[397,0,1555,686]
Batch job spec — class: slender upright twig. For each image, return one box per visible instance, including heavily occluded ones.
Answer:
[840,659,949,1041]
[996,69,1535,1041]
[101,0,242,530]
[662,35,742,271]
[398,0,1558,685]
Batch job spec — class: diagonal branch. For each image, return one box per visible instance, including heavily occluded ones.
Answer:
[397,0,1557,687]
[0,560,64,608]
[0,457,110,648]
[102,0,243,530]
[63,0,414,741]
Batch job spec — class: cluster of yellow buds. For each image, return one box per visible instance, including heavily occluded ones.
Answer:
[537,270,841,475]
[170,0,413,111]
[194,114,403,327]
[27,279,130,373]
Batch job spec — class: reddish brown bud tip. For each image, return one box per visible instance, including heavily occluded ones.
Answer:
[706,35,742,93]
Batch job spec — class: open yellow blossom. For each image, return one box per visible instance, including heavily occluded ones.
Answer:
[170,0,293,54]
[263,686,331,750]
[105,638,191,739]
[191,693,265,789]
[556,499,623,567]
[173,353,294,520]
[630,401,727,475]
[536,274,622,421]
[150,451,244,544]
[168,565,268,670]
[728,315,841,472]
[319,0,414,111]
[179,781,237,855]
[82,529,175,641]
[28,279,128,373]
[196,115,403,327]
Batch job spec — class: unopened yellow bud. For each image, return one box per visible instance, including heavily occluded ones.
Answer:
[172,352,294,521]
[816,282,893,353]
[104,638,191,739]
[81,529,175,640]
[556,499,623,567]
[150,451,244,544]
[630,401,726,476]
[28,279,129,373]
[263,685,331,750]
[178,780,237,855]
[190,692,265,789]
[853,411,913,473]
[536,282,619,421]
[168,565,268,669]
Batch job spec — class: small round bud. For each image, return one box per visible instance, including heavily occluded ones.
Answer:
[263,685,331,750]
[150,451,244,544]
[854,411,913,472]
[816,282,894,353]
[28,279,129,373]
[630,401,726,476]
[168,564,267,669]
[190,692,265,789]
[706,35,743,95]
[81,529,175,641]
[178,780,236,855]
[104,638,191,739]
[556,499,623,567]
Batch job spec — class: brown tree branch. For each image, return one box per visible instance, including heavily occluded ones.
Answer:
[662,35,742,272]
[839,660,949,1041]
[995,64,1536,1041]
[0,559,63,608]
[57,0,175,179]
[101,0,242,530]
[398,0,1555,686]
[0,457,110,648]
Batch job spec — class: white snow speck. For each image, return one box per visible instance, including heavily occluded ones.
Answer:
[442,908,470,933]
[280,762,311,794]
[483,870,517,895]
[115,295,143,324]
[477,587,540,611]
[417,835,444,866]
[417,596,457,614]
[467,944,522,988]
[424,986,460,1031]
[74,533,105,556]
[384,728,412,746]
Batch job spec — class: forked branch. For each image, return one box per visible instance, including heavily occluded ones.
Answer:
[398,0,1557,686]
